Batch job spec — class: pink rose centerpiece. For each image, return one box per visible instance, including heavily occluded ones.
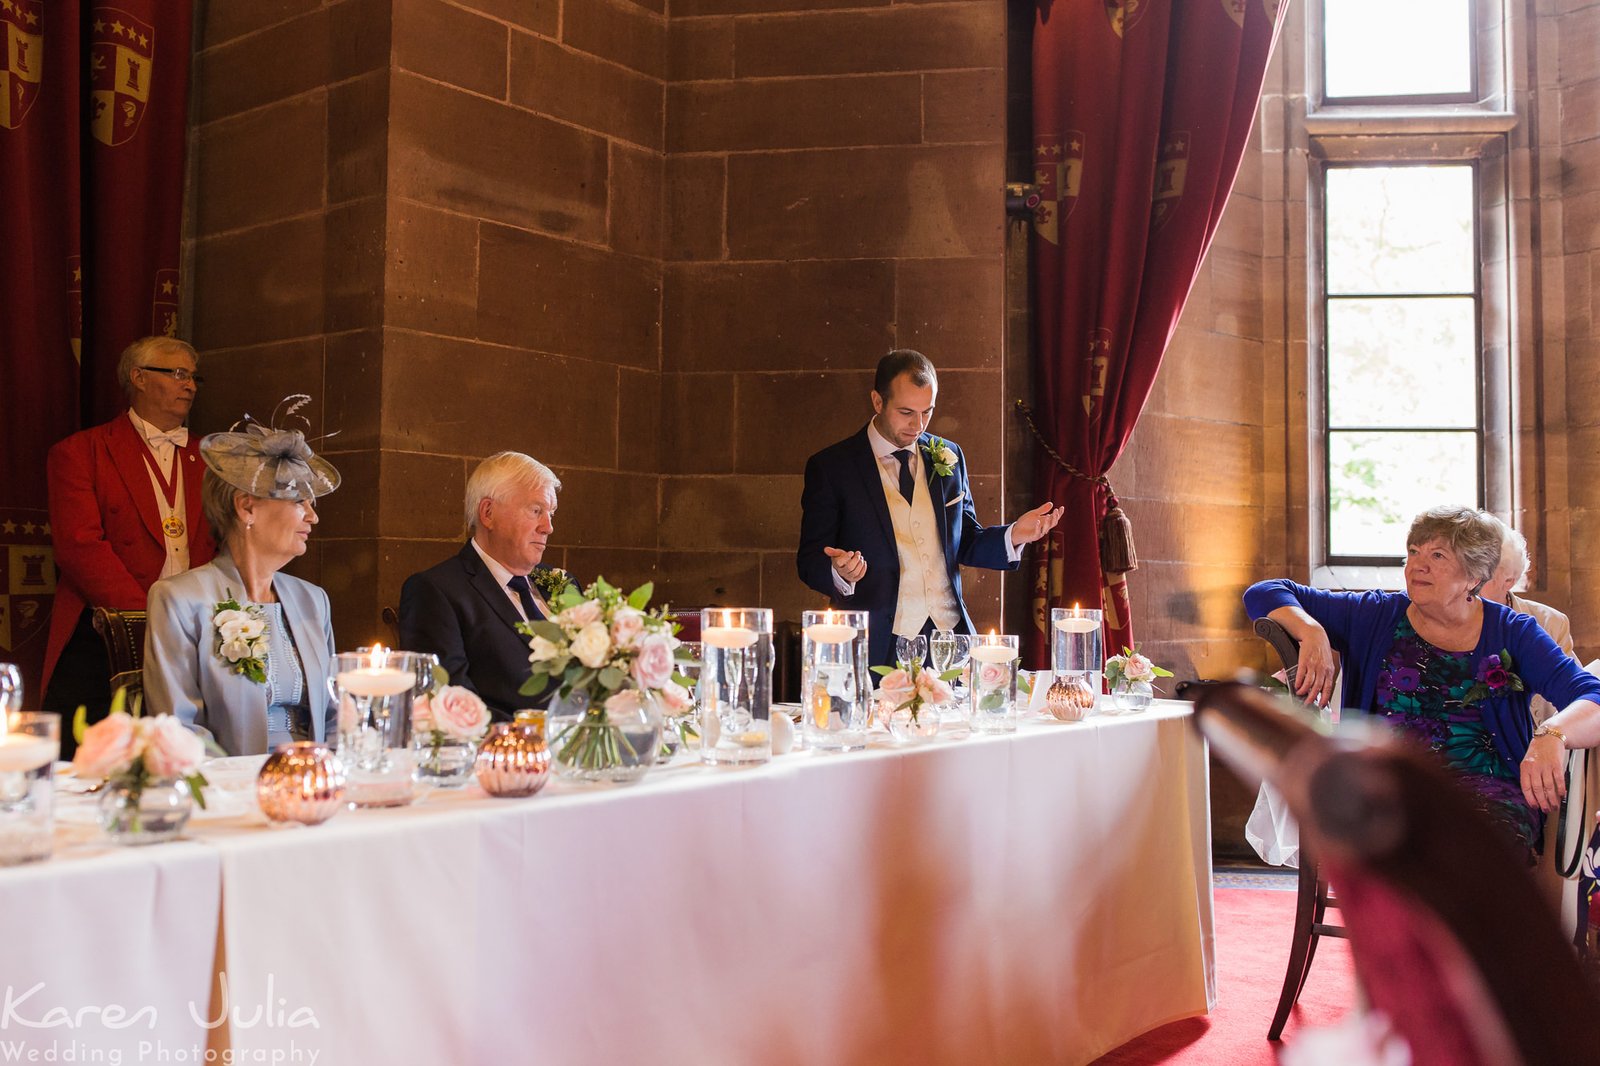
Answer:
[74,704,209,844]
[872,657,961,741]
[411,683,492,787]
[1104,645,1174,714]
[520,577,691,783]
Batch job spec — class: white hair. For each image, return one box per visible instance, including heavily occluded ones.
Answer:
[1497,524,1531,588]
[465,452,561,533]
[117,336,197,399]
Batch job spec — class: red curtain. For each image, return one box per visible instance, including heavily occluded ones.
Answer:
[1026,0,1287,664]
[0,1,190,699]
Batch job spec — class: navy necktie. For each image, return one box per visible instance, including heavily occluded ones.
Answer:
[507,575,541,621]
[893,449,915,506]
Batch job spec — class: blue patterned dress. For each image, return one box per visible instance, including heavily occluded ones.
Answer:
[1374,616,1540,863]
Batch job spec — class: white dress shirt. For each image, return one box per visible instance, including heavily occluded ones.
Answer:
[470,538,551,622]
[127,408,191,579]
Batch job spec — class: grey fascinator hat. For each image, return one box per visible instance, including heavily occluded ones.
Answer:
[200,395,341,502]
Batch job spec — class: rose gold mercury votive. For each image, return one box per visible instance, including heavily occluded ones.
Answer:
[257,741,347,825]
[475,711,551,798]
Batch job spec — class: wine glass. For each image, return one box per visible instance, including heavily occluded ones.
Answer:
[929,630,957,674]
[895,634,928,668]
[948,635,973,691]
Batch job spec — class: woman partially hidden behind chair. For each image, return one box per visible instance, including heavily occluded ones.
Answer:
[1245,505,1600,866]
[142,399,341,755]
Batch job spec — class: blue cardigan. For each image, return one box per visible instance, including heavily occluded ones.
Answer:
[1244,580,1600,772]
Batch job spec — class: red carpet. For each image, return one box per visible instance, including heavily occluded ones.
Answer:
[1093,887,1357,1064]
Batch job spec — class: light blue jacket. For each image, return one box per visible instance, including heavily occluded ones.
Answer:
[144,553,338,755]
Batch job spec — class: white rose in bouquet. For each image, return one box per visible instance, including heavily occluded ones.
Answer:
[528,635,562,663]
[570,621,613,668]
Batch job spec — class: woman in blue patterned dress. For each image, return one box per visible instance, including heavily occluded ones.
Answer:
[1245,506,1600,864]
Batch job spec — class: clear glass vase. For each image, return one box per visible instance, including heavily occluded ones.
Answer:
[886,704,942,743]
[411,734,480,788]
[1110,679,1154,714]
[98,776,193,845]
[548,690,663,785]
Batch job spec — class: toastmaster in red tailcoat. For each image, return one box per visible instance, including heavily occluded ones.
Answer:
[41,337,215,744]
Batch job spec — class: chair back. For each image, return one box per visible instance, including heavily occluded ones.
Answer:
[1253,616,1302,686]
[669,607,704,645]
[1192,681,1600,1065]
[92,608,147,677]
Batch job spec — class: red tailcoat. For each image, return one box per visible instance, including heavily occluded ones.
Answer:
[41,414,215,690]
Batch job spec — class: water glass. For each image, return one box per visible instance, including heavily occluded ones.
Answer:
[1051,607,1104,698]
[698,609,773,766]
[802,610,871,752]
[969,634,1020,734]
[0,665,58,865]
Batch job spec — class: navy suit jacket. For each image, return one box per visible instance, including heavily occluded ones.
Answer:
[398,542,559,721]
[797,427,1017,667]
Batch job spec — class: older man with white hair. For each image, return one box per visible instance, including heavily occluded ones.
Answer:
[1481,520,1575,724]
[399,451,568,720]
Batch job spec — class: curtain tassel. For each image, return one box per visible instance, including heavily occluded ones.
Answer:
[1015,400,1138,574]
[1100,499,1138,575]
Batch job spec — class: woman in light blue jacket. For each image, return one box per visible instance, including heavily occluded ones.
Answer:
[144,401,341,755]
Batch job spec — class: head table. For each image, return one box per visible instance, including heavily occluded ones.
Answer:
[0,700,1213,1066]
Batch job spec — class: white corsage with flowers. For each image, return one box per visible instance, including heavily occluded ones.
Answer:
[212,592,269,684]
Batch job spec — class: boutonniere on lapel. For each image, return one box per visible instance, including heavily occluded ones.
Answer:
[922,436,957,478]
[212,591,270,684]
[531,566,575,602]
[1461,648,1526,706]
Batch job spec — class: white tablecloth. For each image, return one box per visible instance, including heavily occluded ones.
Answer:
[0,836,220,1058]
[0,701,1213,1066]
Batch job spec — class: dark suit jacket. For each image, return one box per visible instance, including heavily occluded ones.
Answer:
[796,427,1017,667]
[398,542,558,721]
[43,413,216,690]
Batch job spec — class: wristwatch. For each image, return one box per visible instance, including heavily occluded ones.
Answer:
[1532,724,1569,745]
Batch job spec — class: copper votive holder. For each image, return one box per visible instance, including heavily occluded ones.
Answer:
[475,711,551,798]
[257,741,347,825]
[1045,674,1097,723]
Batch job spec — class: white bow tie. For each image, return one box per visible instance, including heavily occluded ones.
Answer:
[147,427,189,449]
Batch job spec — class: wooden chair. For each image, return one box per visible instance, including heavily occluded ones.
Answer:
[91,607,147,706]
[1252,616,1348,1040]
[1192,680,1600,1064]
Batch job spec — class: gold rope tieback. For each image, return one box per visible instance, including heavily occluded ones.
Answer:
[1014,400,1138,575]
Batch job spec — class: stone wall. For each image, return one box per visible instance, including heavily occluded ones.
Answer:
[188,0,667,644]
[656,0,1012,626]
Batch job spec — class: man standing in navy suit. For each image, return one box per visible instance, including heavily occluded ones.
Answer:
[400,452,568,720]
[797,350,1063,668]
